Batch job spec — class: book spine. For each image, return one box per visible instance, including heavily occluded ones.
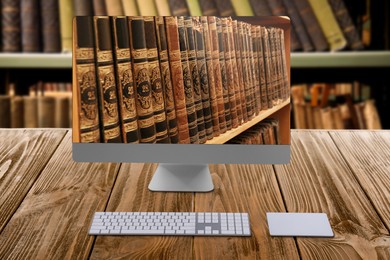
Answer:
[184,17,206,143]
[201,16,220,136]
[0,96,11,127]
[208,16,227,134]
[2,0,21,52]
[93,16,122,143]
[144,16,169,143]
[214,0,235,16]
[40,0,61,53]
[279,28,289,101]
[156,16,179,143]
[164,16,190,144]
[178,16,199,144]
[21,0,40,52]
[155,0,171,16]
[11,96,24,128]
[73,0,93,16]
[269,28,279,105]
[251,25,261,114]
[168,0,190,16]
[222,18,238,129]
[128,17,156,143]
[74,16,101,142]
[261,27,273,109]
[23,96,38,128]
[59,0,73,52]
[193,17,213,140]
[55,96,70,128]
[246,23,257,116]
[249,0,272,16]
[198,0,219,16]
[93,0,107,15]
[239,22,253,119]
[105,0,124,15]
[112,16,139,143]
[37,96,55,127]
[274,28,283,102]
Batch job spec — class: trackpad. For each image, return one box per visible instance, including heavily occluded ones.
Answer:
[266,213,334,237]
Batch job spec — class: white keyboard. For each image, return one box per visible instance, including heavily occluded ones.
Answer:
[89,212,251,236]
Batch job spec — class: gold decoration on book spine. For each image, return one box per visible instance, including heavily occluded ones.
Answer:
[97,50,113,62]
[116,49,131,59]
[147,48,158,59]
[132,48,147,59]
[118,63,136,118]
[76,48,94,60]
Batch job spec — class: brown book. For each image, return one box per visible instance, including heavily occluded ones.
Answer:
[214,0,235,16]
[198,0,219,16]
[292,0,328,51]
[21,0,40,52]
[93,16,122,143]
[240,22,254,118]
[304,103,314,129]
[164,16,190,144]
[251,25,261,115]
[363,100,382,130]
[184,17,206,143]
[246,23,257,116]
[73,16,101,142]
[40,0,61,53]
[73,0,93,16]
[200,16,220,136]
[144,16,169,143]
[312,107,323,129]
[23,96,37,128]
[178,16,199,144]
[0,95,11,127]
[2,0,21,52]
[93,0,107,15]
[208,16,227,134]
[332,106,344,129]
[55,96,70,128]
[269,28,279,106]
[11,96,24,128]
[155,16,179,143]
[291,85,306,128]
[168,0,190,16]
[59,0,73,52]
[278,28,290,101]
[112,16,139,143]
[257,26,268,111]
[261,27,273,109]
[320,107,335,129]
[37,96,55,127]
[105,0,124,15]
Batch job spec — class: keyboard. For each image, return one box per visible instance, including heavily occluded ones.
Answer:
[89,212,251,236]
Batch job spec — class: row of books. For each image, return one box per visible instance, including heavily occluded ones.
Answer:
[73,16,290,144]
[291,83,382,129]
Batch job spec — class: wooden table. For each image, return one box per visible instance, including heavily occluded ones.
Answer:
[0,129,389,259]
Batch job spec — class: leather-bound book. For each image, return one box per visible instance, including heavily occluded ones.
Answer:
[112,16,139,143]
[59,0,73,52]
[137,0,157,15]
[21,0,40,52]
[73,16,100,142]
[37,96,55,127]
[186,0,202,16]
[251,25,261,115]
[93,0,107,15]
[11,96,24,128]
[93,16,122,143]
[246,24,257,115]
[198,0,218,16]
[105,0,124,15]
[178,16,199,144]
[292,0,328,51]
[257,26,268,110]
[261,27,273,109]
[55,96,70,128]
[184,17,206,143]
[200,16,220,136]
[168,0,190,16]
[216,18,232,131]
[327,0,364,50]
[214,0,235,16]
[274,28,284,101]
[128,17,156,143]
[144,16,169,143]
[155,16,179,143]
[23,96,38,128]
[155,0,170,16]
[269,28,280,105]
[222,18,238,128]
[164,16,190,143]
[193,17,213,140]
[0,96,11,127]
[73,0,93,15]
[40,0,61,52]
[2,0,21,52]
[279,28,289,101]
[208,16,226,134]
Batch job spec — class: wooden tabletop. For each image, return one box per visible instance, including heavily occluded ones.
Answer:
[0,129,389,259]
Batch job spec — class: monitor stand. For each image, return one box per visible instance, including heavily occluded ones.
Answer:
[148,163,214,192]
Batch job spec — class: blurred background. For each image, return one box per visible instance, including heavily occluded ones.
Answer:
[0,0,389,129]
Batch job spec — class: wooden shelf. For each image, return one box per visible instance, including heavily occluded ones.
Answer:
[0,53,72,68]
[205,99,290,144]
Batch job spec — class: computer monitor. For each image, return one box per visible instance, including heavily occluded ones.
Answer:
[72,15,290,192]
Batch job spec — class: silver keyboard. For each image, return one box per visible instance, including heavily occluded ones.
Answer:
[89,212,251,236]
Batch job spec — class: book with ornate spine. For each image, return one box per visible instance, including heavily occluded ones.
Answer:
[59,0,73,52]
[40,0,61,53]
[93,16,122,143]
[93,0,107,15]
[246,23,257,115]
[184,17,206,143]
[268,28,278,105]
[112,16,139,143]
[105,0,124,15]
[73,0,93,16]
[178,16,199,144]
[193,17,213,140]
[214,0,235,16]
[128,17,156,143]
[275,28,285,101]
[2,0,21,52]
[186,0,202,16]
[155,16,179,143]
[261,27,273,109]
[239,22,253,119]
[164,16,190,143]
[279,28,289,100]
[21,0,40,52]
[200,16,220,136]
[137,0,157,15]
[208,16,227,134]
[155,0,170,15]
[73,16,100,142]
[144,16,169,143]
[122,0,139,15]
[216,18,232,131]
[257,26,268,110]
[251,25,261,115]
[168,0,190,16]
[198,0,218,16]
[222,18,238,129]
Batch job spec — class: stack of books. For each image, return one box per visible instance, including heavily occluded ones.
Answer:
[228,118,280,144]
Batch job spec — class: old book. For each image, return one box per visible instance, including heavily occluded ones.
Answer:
[216,18,232,131]
[339,103,353,129]
[21,0,40,52]
[327,0,364,50]
[105,0,124,15]
[155,0,170,16]
[198,0,218,16]
[155,16,178,143]
[261,27,274,109]
[193,17,213,140]
[304,103,314,129]
[363,100,382,130]
[55,96,70,128]
[238,22,252,120]
[184,17,206,143]
[128,17,156,143]
[0,95,11,127]
[214,0,235,16]
[137,0,157,15]
[11,96,24,128]
[332,106,344,129]
[37,96,55,127]
[320,107,335,129]
[178,16,199,144]
[73,0,93,15]
[40,0,61,52]
[278,28,290,101]
[242,22,254,118]
[73,16,100,142]
[231,0,254,15]
[270,28,280,106]
[307,0,347,51]
[2,0,21,52]
[144,16,169,143]
[168,0,190,16]
[200,16,220,136]
[112,16,139,143]
[164,16,190,143]
[23,96,37,128]
[59,0,73,52]
[291,85,306,129]
[312,107,323,129]
[251,25,261,115]
[93,16,122,143]
[245,23,256,116]
[257,26,268,111]
[292,0,328,51]
[93,0,107,15]
[208,16,227,134]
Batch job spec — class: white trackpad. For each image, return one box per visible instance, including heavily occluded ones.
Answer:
[266,212,334,237]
